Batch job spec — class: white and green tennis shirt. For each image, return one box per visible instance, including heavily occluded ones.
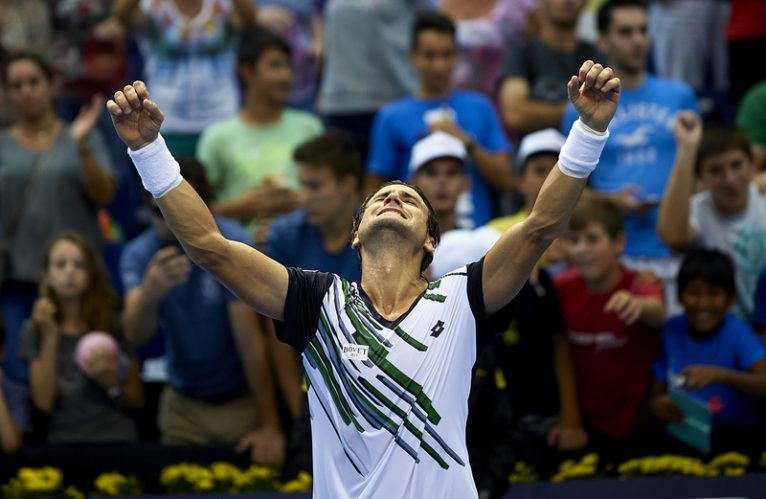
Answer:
[275,260,496,499]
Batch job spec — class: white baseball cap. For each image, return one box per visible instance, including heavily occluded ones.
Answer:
[409,131,467,176]
[516,128,566,172]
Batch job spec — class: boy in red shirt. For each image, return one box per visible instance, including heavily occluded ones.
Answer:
[554,196,666,460]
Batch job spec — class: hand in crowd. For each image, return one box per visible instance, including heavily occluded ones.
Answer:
[235,426,286,468]
[93,16,127,42]
[31,297,58,336]
[605,186,655,215]
[257,5,296,32]
[547,424,588,451]
[82,346,121,390]
[232,181,299,220]
[567,60,620,133]
[604,290,645,325]
[681,364,726,390]
[71,95,105,146]
[141,247,191,302]
[649,394,684,424]
[107,82,163,151]
[429,117,472,146]
[672,111,702,149]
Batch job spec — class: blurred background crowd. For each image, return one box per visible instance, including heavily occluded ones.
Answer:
[2,0,766,497]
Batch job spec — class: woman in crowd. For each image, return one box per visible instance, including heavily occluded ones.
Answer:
[20,232,143,444]
[0,52,116,387]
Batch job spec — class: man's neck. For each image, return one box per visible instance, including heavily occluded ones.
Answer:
[240,95,283,125]
[585,265,623,295]
[611,64,647,90]
[359,235,428,321]
[437,211,457,233]
[416,83,453,100]
[538,20,579,52]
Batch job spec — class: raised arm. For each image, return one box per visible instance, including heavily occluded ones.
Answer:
[656,111,701,250]
[483,62,620,314]
[107,82,289,320]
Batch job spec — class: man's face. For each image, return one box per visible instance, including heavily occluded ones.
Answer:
[353,184,434,255]
[410,158,467,219]
[411,30,457,92]
[298,164,356,228]
[564,222,624,284]
[245,47,293,104]
[598,6,649,75]
[538,0,586,28]
[698,149,754,215]
[519,153,558,207]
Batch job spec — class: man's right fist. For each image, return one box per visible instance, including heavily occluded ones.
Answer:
[107,81,164,151]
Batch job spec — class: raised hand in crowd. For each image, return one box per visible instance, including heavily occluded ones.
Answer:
[604,290,658,326]
[140,247,191,303]
[31,296,58,338]
[71,95,106,146]
[672,110,703,150]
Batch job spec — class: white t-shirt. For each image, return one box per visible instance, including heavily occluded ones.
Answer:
[690,182,766,317]
[276,262,497,498]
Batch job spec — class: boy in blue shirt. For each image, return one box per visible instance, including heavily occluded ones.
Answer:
[650,250,766,443]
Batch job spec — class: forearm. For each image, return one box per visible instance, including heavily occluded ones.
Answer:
[639,297,666,329]
[113,358,144,409]
[232,0,257,25]
[0,391,23,454]
[469,149,513,193]
[233,310,282,429]
[78,143,116,205]
[502,100,568,133]
[267,330,303,418]
[111,0,140,21]
[552,335,582,427]
[30,335,59,413]
[657,145,697,248]
[124,291,162,347]
[720,368,766,396]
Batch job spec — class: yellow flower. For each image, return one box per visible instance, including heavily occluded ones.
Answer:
[581,453,598,466]
[65,485,85,499]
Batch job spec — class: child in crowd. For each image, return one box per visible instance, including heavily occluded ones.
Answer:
[0,319,27,453]
[554,196,666,461]
[650,250,766,451]
[20,232,143,444]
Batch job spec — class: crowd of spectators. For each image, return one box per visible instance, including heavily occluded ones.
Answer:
[2,0,766,497]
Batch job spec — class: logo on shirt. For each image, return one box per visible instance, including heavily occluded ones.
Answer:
[567,330,627,350]
[430,320,446,338]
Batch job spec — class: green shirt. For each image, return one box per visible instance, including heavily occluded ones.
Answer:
[737,80,766,147]
[196,110,323,202]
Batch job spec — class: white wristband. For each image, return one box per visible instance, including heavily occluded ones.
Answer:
[126,134,183,198]
[558,119,609,179]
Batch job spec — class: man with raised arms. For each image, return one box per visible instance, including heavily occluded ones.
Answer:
[106,61,619,499]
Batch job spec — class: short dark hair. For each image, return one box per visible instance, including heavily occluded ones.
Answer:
[293,131,362,187]
[2,51,54,85]
[237,27,292,67]
[597,0,647,33]
[411,11,456,51]
[351,181,441,276]
[569,195,624,239]
[695,124,753,176]
[677,249,736,299]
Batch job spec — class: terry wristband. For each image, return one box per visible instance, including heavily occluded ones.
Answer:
[558,119,609,179]
[126,134,183,198]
